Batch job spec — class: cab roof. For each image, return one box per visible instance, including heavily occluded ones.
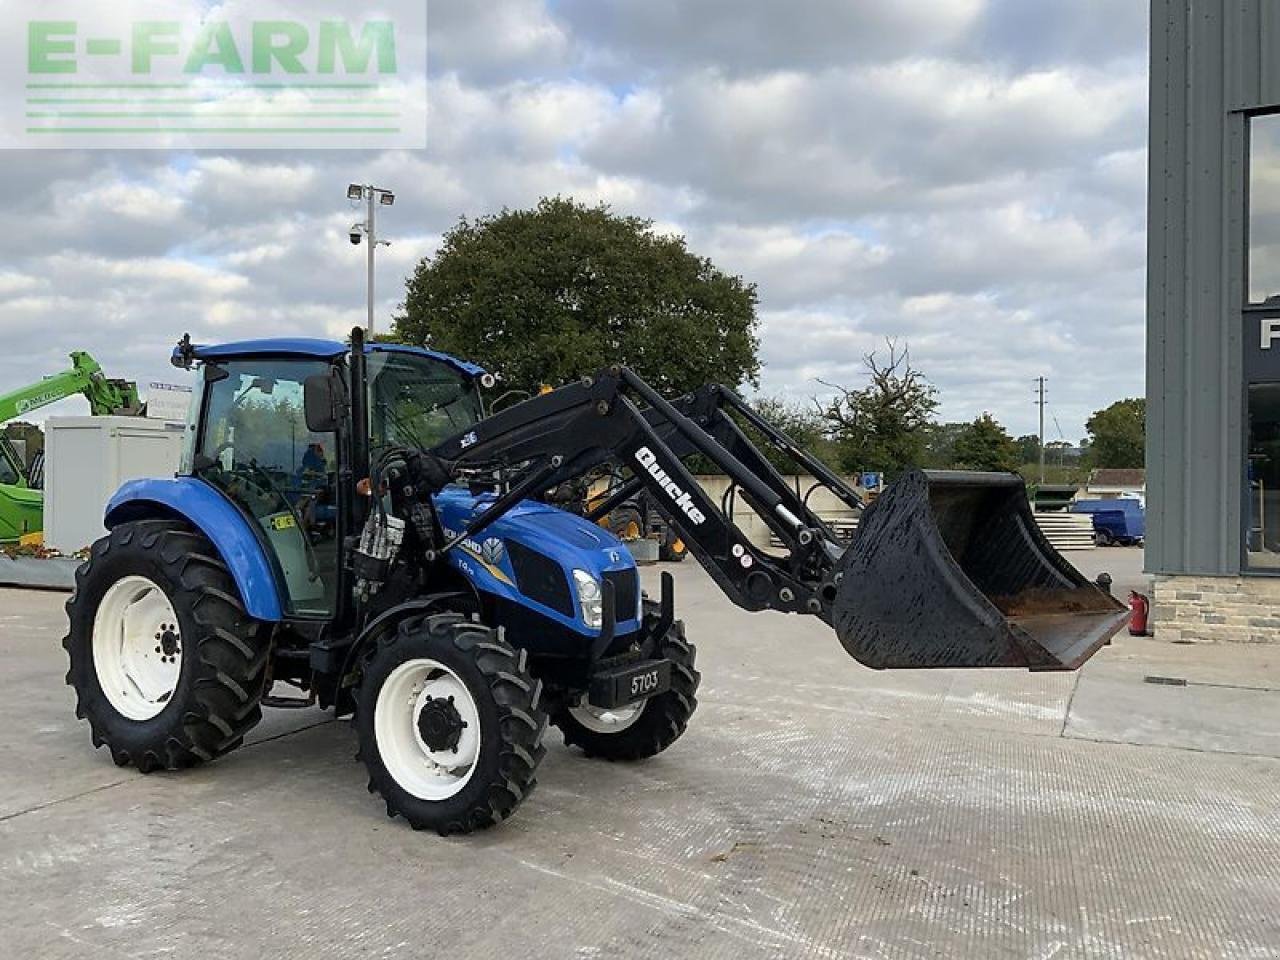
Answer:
[177,338,486,378]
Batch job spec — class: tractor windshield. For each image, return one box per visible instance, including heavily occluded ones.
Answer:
[367,351,482,455]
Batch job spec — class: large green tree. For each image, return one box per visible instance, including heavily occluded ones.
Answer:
[1085,398,1146,468]
[953,412,1020,472]
[816,341,939,477]
[393,197,760,396]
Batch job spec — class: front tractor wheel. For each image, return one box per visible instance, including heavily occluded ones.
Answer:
[356,614,548,834]
[63,521,271,772]
[553,607,700,761]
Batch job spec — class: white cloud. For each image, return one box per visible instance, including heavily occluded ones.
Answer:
[0,0,1150,441]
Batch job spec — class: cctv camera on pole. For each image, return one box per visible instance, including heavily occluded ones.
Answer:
[346,184,395,336]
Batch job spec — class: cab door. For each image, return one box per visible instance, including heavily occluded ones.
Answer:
[194,358,341,618]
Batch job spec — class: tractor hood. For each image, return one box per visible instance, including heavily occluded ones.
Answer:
[432,486,642,637]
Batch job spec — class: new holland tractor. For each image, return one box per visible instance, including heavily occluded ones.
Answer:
[63,330,1126,834]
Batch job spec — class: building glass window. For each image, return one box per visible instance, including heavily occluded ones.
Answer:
[1246,383,1280,569]
[1249,114,1280,305]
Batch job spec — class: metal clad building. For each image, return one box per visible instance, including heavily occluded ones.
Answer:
[1148,1,1280,639]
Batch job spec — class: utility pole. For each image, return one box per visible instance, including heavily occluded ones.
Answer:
[346,184,396,336]
[366,189,373,337]
[1035,376,1047,484]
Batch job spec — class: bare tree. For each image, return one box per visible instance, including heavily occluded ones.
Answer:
[815,339,939,476]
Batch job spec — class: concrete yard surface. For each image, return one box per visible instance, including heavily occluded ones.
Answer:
[1,556,1277,960]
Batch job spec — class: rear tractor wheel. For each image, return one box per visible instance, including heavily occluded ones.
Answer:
[355,614,548,834]
[63,521,270,771]
[553,603,700,761]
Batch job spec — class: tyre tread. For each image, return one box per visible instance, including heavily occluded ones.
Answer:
[355,613,547,835]
[553,600,701,761]
[63,521,270,772]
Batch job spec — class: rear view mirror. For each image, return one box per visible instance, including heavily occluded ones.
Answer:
[304,371,345,433]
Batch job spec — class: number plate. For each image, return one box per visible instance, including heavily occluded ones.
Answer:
[587,658,672,709]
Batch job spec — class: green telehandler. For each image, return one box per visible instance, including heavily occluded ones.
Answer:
[0,352,142,543]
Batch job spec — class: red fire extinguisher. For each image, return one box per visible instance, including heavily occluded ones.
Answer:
[1129,591,1151,636]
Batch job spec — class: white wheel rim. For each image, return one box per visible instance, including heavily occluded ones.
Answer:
[569,697,646,734]
[374,658,482,802]
[91,575,183,722]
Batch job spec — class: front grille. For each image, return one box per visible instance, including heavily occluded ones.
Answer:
[603,568,639,622]
[506,540,575,617]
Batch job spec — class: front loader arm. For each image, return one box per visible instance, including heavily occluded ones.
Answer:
[638,384,863,548]
[420,366,1128,672]
[430,369,842,620]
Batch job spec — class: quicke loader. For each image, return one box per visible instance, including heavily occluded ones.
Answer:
[63,330,1126,834]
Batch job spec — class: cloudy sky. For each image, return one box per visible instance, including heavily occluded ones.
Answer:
[0,0,1149,443]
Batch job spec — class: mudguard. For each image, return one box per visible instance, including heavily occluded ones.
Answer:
[104,477,284,621]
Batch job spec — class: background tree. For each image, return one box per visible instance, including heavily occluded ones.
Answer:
[920,421,967,469]
[394,197,760,396]
[953,412,1020,472]
[1016,434,1042,466]
[1085,398,1146,468]
[815,340,938,476]
[741,397,838,475]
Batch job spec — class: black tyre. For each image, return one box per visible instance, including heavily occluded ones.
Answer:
[553,603,700,761]
[606,505,645,541]
[355,613,548,834]
[63,520,270,772]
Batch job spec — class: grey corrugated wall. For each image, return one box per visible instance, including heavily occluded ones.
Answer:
[1146,0,1280,575]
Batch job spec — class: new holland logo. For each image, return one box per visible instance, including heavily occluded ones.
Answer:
[480,537,505,564]
[634,446,706,526]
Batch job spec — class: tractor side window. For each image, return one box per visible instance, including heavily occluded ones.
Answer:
[196,359,340,618]
[367,351,482,456]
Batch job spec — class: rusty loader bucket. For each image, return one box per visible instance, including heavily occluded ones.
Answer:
[831,470,1127,670]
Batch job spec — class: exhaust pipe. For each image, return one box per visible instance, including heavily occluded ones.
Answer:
[831,470,1128,670]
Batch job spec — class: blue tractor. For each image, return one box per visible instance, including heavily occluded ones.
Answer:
[63,330,1127,834]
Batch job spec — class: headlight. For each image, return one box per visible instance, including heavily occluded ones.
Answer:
[572,569,603,629]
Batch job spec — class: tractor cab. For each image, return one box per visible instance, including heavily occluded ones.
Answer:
[169,339,480,618]
[0,435,41,542]
[153,337,635,643]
